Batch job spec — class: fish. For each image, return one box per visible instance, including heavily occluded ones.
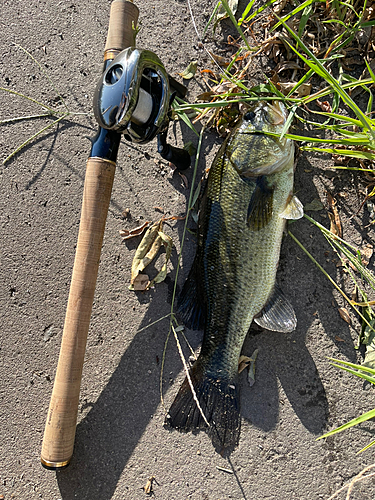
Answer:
[165,101,304,451]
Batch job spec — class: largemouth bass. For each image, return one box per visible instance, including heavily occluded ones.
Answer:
[166,101,303,451]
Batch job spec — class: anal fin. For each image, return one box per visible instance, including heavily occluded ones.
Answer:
[254,283,297,333]
[177,260,205,330]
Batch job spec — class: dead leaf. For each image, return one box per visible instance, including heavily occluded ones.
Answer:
[328,212,339,236]
[196,91,216,101]
[200,68,217,78]
[338,307,351,325]
[132,274,150,291]
[238,355,251,374]
[212,81,236,93]
[215,0,239,23]
[296,83,312,97]
[335,335,345,342]
[316,100,332,112]
[274,61,303,73]
[247,348,259,386]
[327,193,342,238]
[143,475,157,495]
[208,51,230,67]
[162,214,186,221]
[273,0,288,15]
[360,243,373,266]
[179,172,189,189]
[129,219,173,290]
[304,199,324,211]
[276,82,311,97]
[238,350,259,386]
[179,61,198,80]
[119,221,151,240]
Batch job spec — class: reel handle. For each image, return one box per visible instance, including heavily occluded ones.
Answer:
[157,132,191,171]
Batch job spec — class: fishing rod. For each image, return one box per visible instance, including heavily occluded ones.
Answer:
[40,0,190,470]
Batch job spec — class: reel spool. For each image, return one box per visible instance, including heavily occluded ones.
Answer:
[93,48,191,170]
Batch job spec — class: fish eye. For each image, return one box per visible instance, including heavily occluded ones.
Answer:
[244,111,256,121]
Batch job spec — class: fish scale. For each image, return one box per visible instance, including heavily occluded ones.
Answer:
[166,101,303,451]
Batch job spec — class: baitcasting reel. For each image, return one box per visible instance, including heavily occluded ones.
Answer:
[93,47,191,170]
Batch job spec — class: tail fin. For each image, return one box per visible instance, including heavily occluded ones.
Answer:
[165,361,241,451]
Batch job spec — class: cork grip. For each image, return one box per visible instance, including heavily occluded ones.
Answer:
[41,0,138,470]
[40,158,116,469]
[104,0,139,57]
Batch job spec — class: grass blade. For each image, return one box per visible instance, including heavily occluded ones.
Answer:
[275,16,375,136]
[0,87,56,113]
[238,0,256,25]
[300,146,375,161]
[13,43,69,111]
[357,439,375,453]
[203,1,222,35]
[241,0,280,25]
[3,112,69,165]
[327,358,375,376]
[271,0,324,31]
[220,0,252,51]
[330,363,375,385]
[288,229,375,332]
[318,407,375,440]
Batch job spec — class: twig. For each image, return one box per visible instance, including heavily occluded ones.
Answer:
[171,324,210,427]
[326,463,375,500]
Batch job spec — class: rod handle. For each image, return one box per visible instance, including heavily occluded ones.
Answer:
[104,0,139,60]
[40,158,116,469]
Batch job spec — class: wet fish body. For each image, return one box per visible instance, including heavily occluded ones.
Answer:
[166,102,303,450]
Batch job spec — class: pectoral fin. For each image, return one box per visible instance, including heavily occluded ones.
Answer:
[254,284,297,333]
[247,175,274,231]
[279,195,304,220]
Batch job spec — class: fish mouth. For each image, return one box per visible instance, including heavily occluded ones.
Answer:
[242,101,287,132]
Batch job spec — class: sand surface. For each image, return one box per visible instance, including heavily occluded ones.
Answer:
[1,1,375,499]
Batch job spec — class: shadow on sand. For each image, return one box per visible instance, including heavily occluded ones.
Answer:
[55,153,359,499]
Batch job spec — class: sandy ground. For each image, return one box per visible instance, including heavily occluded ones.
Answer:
[1,1,375,499]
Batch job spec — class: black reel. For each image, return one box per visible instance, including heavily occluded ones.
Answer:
[93,47,191,170]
